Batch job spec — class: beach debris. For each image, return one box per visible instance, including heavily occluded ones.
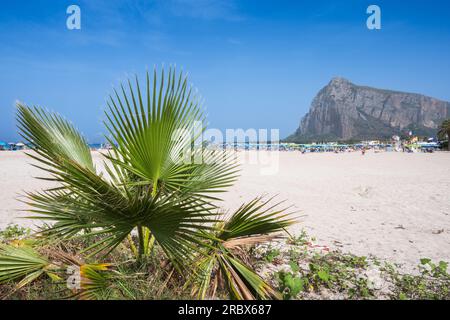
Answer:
[356,186,372,198]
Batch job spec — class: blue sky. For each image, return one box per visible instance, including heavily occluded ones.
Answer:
[1,0,450,142]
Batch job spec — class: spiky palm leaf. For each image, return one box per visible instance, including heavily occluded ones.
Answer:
[16,68,238,265]
[104,69,239,199]
[0,243,59,289]
[190,197,296,300]
[17,104,95,177]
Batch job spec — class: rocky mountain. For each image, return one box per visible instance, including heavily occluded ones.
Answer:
[287,77,450,142]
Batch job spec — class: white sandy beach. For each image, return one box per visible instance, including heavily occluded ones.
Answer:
[0,150,449,272]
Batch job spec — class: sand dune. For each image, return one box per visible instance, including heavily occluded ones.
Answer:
[1,150,449,272]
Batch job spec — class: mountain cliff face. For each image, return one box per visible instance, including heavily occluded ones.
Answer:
[288,78,450,142]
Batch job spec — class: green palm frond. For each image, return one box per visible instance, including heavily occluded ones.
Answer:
[17,103,95,177]
[104,68,239,199]
[218,196,296,241]
[189,254,217,298]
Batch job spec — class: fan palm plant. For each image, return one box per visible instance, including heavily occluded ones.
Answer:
[15,67,295,299]
[438,119,450,150]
